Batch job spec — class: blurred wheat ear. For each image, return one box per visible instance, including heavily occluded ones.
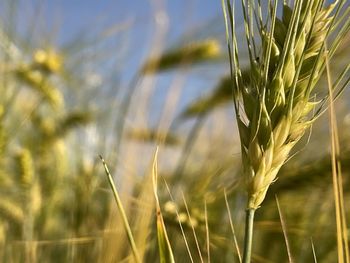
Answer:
[222,0,350,262]
[179,69,251,119]
[126,128,181,146]
[141,39,222,74]
[14,48,64,109]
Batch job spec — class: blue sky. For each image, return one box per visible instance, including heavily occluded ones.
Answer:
[12,0,224,46]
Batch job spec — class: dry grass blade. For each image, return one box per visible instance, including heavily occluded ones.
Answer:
[181,191,204,263]
[151,148,175,263]
[224,188,242,263]
[163,180,194,263]
[99,155,141,263]
[310,238,318,263]
[275,195,294,263]
[204,200,211,263]
[325,48,350,263]
[133,158,157,259]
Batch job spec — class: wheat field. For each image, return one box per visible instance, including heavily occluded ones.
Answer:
[0,0,349,262]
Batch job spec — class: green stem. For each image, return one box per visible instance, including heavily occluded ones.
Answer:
[242,208,255,263]
[99,155,141,263]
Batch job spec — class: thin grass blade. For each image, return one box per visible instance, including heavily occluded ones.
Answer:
[204,200,211,263]
[163,180,194,263]
[325,49,350,263]
[224,188,242,263]
[99,155,141,263]
[311,237,318,263]
[275,195,294,263]
[151,148,175,263]
[181,191,204,263]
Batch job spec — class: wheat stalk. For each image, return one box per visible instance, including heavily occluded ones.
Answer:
[222,0,350,262]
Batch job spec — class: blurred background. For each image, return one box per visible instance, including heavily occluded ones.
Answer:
[0,0,349,262]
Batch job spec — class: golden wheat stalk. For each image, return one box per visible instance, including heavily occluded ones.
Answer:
[222,0,350,261]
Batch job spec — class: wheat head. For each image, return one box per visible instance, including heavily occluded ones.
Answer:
[223,0,350,209]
